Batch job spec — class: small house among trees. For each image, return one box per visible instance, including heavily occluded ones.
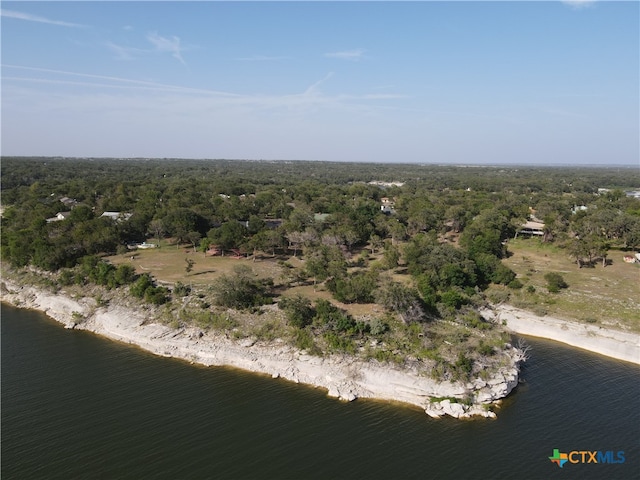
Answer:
[380,197,396,214]
[100,211,133,222]
[516,221,545,238]
[46,211,71,223]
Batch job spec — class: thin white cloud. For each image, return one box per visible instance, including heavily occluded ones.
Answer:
[104,33,189,64]
[1,64,238,97]
[324,48,366,61]
[0,9,87,28]
[561,0,597,10]
[302,72,334,96]
[1,65,407,125]
[147,32,186,65]
[106,42,146,61]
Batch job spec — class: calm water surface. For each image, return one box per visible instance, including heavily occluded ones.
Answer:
[2,304,639,479]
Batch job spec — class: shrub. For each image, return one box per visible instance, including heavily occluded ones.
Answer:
[491,263,517,285]
[375,281,427,324]
[113,264,136,286]
[453,352,473,380]
[173,281,191,297]
[324,332,356,354]
[292,328,319,354]
[507,279,523,289]
[439,289,468,310]
[254,321,279,341]
[335,314,356,333]
[59,269,75,286]
[460,311,492,330]
[367,348,403,364]
[478,341,495,356]
[326,271,377,303]
[130,273,154,298]
[130,273,168,305]
[369,317,389,336]
[144,286,169,305]
[313,299,347,327]
[209,313,239,330]
[544,272,568,293]
[279,295,315,328]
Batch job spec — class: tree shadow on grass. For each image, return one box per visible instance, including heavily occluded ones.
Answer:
[191,270,216,276]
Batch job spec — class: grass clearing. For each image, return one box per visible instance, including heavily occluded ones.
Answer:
[106,239,286,286]
[107,240,383,319]
[492,238,640,332]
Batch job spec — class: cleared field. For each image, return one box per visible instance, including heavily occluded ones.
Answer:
[105,241,380,318]
[106,240,285,285]
[492,238,640,332]
[107,237,640,332]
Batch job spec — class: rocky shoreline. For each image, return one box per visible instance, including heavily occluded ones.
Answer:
[1,280,522,419]
[485,306,640,365]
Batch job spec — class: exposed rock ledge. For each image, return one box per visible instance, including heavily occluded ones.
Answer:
[483,305,640,366]
[1,281,522,419]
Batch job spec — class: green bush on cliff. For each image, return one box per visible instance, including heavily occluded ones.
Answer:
[279,295,315,328]
[130,273,169,305]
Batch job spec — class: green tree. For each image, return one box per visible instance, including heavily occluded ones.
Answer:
[163,208,203,245]
[185,257,195,275]
[568,235,609,268]
[369,234,384,254]
[211,265,271,309]
[186,231,201,253]
[208,222,246,252]
[304,245,346,289]
[382,242,400,270]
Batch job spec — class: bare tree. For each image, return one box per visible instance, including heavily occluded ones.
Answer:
[148,219,165,247]
[515,338,531,362]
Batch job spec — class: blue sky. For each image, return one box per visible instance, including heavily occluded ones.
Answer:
[1,1,638,165]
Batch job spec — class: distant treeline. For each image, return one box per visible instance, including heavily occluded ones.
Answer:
[3,157,639,194]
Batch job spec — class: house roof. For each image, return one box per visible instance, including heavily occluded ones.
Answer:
[46,211,71,222]
[522,221,545,230]
[100,211,132,221]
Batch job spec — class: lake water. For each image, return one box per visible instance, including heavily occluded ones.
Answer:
[2,304,639,479]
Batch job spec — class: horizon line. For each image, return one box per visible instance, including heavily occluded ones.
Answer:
[2,155,638,169]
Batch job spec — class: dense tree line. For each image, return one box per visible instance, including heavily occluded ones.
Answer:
[2,157,639,313]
